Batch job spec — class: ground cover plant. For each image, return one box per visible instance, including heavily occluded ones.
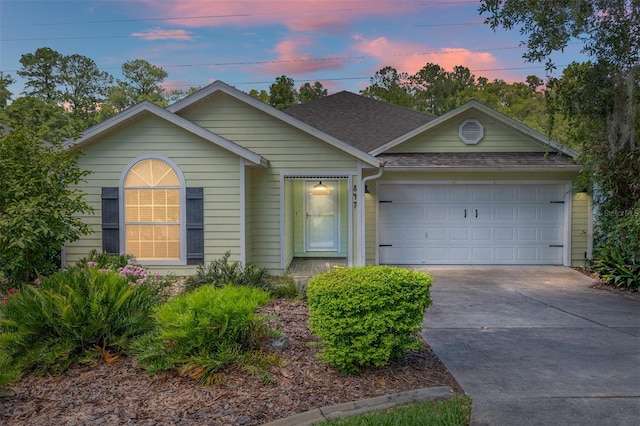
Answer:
[317,396,471,426]
[132,284,278,386]
[0,265,164,385]
[307,266,432,373]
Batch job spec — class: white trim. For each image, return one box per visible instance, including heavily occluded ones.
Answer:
[167,81,380,167]
[379,166,582,173]
[119,154,187,266]
[239,158,246,265]
[375,180,572,266]
[347,174,354,267]
[563,184,572,267]
[587,193,594,261]
[360,166,384,266]
[65,101,268,167]
[371,100,580,158]
[279,174,286,271]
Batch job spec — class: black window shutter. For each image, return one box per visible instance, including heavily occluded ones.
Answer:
[101,187,120,254]
[186,187,204,265]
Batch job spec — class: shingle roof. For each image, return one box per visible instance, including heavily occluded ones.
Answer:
[377,152,579,169]
[283,92,436,153]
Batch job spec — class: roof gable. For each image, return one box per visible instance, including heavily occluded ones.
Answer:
[283,91,436,153]
[167,81,380,167]
[65,101,268,167]
[371,100,579,158]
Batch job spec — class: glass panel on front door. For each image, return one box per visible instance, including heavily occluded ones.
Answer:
[305,180,339,251]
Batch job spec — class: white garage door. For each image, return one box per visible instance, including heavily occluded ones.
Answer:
[378,183,566,265]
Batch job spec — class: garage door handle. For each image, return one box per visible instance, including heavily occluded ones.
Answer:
[379,244,392,247]
[549,244,564,247]
[464,209,467,218]
[475,209,478,218]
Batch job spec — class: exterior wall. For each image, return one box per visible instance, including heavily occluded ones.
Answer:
[178,93,361,272]
[364,170,589,267]
[571,192,592,267]
[388,112,548,153]
[66,114,243,276]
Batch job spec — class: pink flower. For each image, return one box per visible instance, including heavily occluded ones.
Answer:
[87,261,98,268]
[34,278,41,285]
[1,296,8,304]
[7,288,19,295]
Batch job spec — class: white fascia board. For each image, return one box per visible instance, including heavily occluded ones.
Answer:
[168,80,380,168]
[383,165,582,173]
[372,100,579,158]
[65,101,268,167]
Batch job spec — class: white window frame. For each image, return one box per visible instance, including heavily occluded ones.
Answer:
[119,155,187,265]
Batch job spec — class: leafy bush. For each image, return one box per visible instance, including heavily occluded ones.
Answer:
[307,266,432,374]
[0,128,92,286]
[185,251,271,292]
[132,285,275,385]
[591,202,640,291]
[78,249,134,271]
[0,266,163,384]
[591,246,640,291]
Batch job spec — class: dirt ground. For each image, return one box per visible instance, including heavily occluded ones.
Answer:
[0,299,463,426]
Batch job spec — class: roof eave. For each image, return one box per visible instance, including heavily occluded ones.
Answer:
[371,100,579,158]
[168,81,380,167]
[65,101,268,167]
[382,165,583,173]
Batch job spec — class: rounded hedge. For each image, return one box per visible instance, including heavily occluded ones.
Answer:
[307,266,432,374]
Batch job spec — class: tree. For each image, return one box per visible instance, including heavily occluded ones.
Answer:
[298,81,327,103]
[360,66,413,108]
[248,89,270,104]
[105,59,168,113]
[269,75,297,109]
[0,128,93,284]
[60,54,113,124]
[480,0,639,278]
[0,97,80,142]
[17,47,64,101]
[0,72,14,108]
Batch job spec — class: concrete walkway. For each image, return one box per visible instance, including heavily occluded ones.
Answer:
[420,266,640,426]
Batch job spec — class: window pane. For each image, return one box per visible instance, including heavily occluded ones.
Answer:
[125,225,180,260]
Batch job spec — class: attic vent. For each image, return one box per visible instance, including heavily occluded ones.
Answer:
[458,119,484,145]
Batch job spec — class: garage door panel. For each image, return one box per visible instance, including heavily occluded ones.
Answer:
[451,227,470,240]
[378,183,565,265]
[472,228,492,241]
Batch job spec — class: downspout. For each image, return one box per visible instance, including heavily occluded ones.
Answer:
[359,163,385,266]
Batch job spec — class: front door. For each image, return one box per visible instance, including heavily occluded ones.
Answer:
[305,180,339,251]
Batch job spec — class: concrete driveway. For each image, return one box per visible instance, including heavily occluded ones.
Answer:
[420,266,640,426]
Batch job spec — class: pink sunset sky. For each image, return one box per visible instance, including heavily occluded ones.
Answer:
[1,0,587,96]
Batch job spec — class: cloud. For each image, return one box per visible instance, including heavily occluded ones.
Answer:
[352,35,500,78]
[255,36,348,76]
[131,28,194,41]
[136,0,410,32]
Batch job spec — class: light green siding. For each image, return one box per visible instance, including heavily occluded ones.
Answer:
[179,93,361,272]
[571,192,591,267]
[364,170,589,267]
[65,114,243,276]
[389,112,548,153]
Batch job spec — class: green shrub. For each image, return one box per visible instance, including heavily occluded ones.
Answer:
[185,251,271,292]
[0,266,163,384]
[78,249,134,270]
[591,203,640,291]
[591,246,640,291]
[307,266,432,374]
[132,285,274,385]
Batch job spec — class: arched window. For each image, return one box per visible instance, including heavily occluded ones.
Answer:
[124,158,182,261]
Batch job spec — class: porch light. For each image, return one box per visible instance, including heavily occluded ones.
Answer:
[311,181,331,195]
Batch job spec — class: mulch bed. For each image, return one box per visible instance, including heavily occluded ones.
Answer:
[0,299,463,426]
